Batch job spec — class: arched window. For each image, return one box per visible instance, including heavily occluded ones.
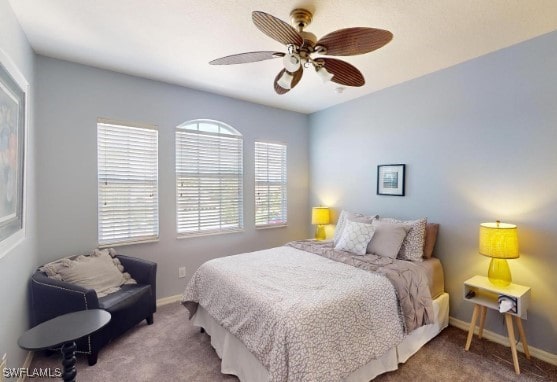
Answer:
[176,119,243,236]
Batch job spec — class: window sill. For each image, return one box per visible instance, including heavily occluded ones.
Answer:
[177,228,244,239]
[98,237,159,248]
[255,224,288,230]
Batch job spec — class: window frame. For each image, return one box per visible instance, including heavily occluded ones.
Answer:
[254,140,288,229]
[97,118,159,247]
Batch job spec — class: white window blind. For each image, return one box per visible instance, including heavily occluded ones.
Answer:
[97,121,159,246]
[176,120,243,236]
[255,141,287,227]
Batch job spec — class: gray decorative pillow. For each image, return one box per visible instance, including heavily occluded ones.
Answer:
[40,248,136,297]
[380,217,427,262]
[333,210,378,246]
[367,221,410,258]
[335,220,376,256]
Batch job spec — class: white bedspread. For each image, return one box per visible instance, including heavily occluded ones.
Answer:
[182,246,404,382]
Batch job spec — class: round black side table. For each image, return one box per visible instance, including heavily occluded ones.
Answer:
[18,309,111,382]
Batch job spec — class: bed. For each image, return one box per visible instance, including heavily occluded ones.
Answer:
[182,219,448,382]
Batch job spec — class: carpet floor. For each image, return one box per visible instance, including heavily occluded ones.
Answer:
[30,303,557,381]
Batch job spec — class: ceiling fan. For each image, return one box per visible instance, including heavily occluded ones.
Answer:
[209,9,393,94]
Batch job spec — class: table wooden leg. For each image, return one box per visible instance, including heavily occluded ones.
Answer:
[505,314,520,374]
[514,316,531,359]
[478,306,487,339]
[465,304,480,351]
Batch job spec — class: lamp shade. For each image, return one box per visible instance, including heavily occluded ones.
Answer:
[277,71,294,89]
[316,66,334,83]
[311,207,330,225]
[479,222,519,259]
[283,53,301,72]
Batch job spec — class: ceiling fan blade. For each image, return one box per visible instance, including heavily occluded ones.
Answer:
[320,58,365,87]
[210,51,285,65]
[316,27,393,56]
[273,67,303,95]
[253,11,303,46]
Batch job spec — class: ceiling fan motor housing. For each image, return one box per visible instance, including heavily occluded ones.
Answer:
[289,9,317,55]
[290,9,313,30]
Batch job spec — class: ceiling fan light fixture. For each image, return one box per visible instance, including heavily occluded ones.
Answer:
[283,53,301,72]
[277,71,294,89]
[211,9,393,94]
[316,66,334,83]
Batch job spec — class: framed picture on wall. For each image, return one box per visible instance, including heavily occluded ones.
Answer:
[0,52,27,252]
[377,164,405,196]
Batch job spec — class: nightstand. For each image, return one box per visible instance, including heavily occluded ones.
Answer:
[463,275,531,374]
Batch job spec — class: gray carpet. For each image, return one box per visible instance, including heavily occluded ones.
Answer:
[30,303,557,381]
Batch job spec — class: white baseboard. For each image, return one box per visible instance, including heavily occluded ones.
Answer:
[449,316,557,366]
[156,294,182,307]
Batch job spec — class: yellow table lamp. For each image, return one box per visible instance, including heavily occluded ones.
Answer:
[312,207,330,240]
[479,221,519,287]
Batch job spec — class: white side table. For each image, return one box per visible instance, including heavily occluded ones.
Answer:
[463,275,531,374]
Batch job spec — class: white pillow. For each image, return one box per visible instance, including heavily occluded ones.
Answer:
[367,221,410,258]
[333,210,378,246]
[335,220,376,255]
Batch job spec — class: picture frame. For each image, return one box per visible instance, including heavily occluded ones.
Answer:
[377,164,405,196]
[0,50,27,253]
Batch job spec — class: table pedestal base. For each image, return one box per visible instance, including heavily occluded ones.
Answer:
[61,341,77,382]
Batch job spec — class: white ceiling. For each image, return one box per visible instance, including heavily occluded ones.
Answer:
[8,0,557,114]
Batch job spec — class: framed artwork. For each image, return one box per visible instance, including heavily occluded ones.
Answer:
[0,52,27,250]
[377,164,405,196]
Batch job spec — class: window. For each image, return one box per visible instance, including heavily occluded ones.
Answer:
[255,141,287,227]
[97,120,159,246]
[176,120,243,236]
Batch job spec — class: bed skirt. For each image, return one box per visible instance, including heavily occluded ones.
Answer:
[192,292,449,381]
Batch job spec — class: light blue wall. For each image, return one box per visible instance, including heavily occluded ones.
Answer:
[309,30,557,354]
[35,56,310,299]
[0,0,38,369]
[4,0,556,365]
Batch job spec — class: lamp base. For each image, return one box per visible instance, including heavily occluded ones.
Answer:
[488,258,512,287]
[315,225,326,240]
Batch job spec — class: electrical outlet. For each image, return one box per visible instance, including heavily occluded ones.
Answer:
[178,266,186,278]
